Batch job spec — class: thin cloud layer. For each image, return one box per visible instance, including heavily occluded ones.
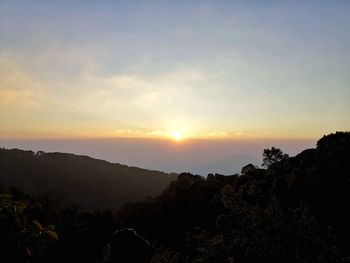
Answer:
[0,1,349,139]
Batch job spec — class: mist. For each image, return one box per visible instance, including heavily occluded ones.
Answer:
[0,138,316,175]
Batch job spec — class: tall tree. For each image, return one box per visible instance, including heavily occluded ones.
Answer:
[262,147,289,168]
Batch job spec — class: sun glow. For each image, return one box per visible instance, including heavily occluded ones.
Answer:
[171,131,183,142]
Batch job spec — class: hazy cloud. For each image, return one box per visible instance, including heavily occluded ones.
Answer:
[0,1,349,139]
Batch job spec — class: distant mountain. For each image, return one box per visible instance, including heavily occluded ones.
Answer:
[0,148,176,210]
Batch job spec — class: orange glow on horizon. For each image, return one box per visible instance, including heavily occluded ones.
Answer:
[0,128,326,141]
[172,131,183,142]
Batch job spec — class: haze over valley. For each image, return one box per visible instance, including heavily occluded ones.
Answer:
[0,138,315,175]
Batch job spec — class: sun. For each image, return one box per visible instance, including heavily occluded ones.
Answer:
[171,131,183,142]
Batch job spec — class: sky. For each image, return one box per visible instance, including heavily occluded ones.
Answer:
[0,1,349,173]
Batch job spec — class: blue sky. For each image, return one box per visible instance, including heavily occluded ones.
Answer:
[0,0,349,140]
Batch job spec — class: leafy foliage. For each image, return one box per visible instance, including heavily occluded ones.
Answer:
[0,192,59,262]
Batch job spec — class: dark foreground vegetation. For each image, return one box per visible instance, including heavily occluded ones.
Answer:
[1,132,349,262]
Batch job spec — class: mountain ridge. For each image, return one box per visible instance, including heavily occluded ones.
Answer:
[0,147,177,210]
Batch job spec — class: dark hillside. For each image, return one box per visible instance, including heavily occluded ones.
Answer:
[1,132,349,263]
[0,148,176,210]
[119,131,350,262]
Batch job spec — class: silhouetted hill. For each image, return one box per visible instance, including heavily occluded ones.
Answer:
[1,132,349,263]
[0,148,176,210]
[118,131,350,262]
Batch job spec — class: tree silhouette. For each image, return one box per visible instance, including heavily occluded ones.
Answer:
[241,163,257,175]
[262,147,289,168]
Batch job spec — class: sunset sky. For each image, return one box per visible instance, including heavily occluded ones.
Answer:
[0,0,349,143]
[0,0,350,175]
